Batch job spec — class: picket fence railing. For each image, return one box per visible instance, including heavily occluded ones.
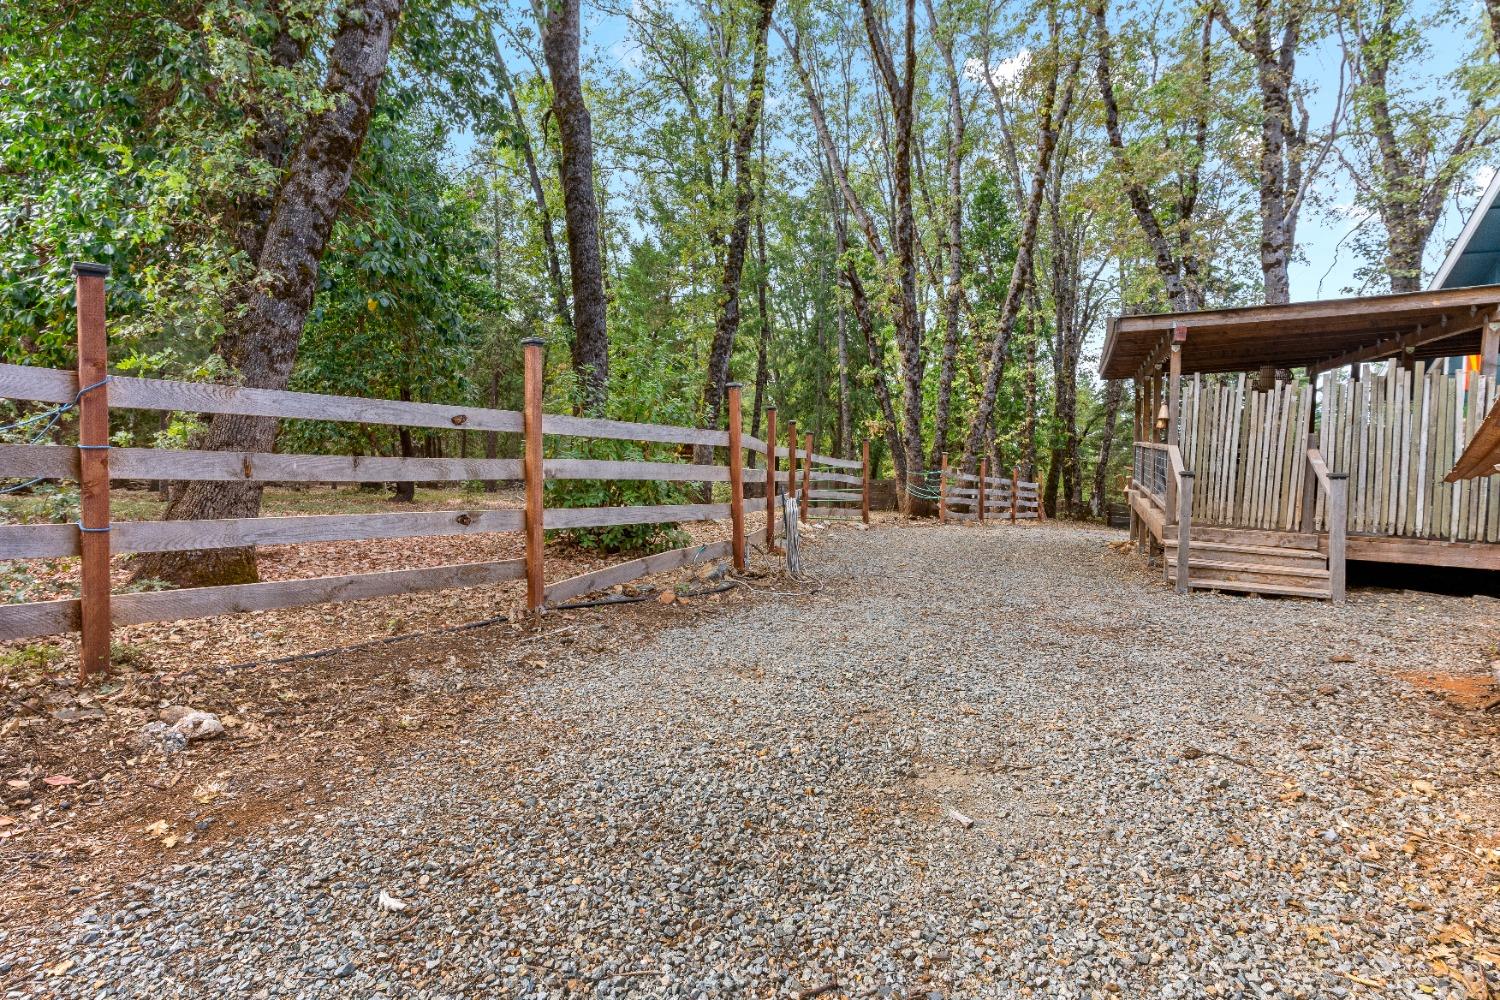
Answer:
[0,265,871,679]
[1177,364,1500,541]
[935,455,1043,524]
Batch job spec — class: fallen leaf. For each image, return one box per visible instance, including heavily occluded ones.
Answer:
[377,889,408,912]
[42,775,77,786]
[1413,779,1437,795]
[657,591,676,605]
[143,819,169,837]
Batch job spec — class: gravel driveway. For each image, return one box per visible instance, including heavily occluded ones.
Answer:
[6,522,1500,999]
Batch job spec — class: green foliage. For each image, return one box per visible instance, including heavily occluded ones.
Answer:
[545,439,690,553]
[284,106,498,455]
[0,642,64,681]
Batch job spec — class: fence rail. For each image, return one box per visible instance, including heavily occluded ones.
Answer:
[0,267,872,678]
[936,456,1042,524]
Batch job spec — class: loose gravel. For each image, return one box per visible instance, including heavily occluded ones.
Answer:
[6,521,1500,998]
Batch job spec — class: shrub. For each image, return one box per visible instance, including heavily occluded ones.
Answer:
[544,438,690,554]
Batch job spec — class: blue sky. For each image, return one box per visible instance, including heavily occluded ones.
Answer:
[1288,8,1493,300]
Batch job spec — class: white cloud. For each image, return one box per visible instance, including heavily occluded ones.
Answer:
[963,49,1030,91]
[1472,163,1498,194]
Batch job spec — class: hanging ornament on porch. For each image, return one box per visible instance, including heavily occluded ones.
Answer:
[1156,401,1170,431]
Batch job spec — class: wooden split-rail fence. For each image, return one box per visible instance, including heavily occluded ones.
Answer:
[935,456,1043,524]
[0,265,872,679]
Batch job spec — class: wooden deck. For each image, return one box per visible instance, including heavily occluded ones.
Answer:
[1130,484,1500,576]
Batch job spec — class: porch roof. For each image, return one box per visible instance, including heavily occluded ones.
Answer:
[1100,284,1500,380]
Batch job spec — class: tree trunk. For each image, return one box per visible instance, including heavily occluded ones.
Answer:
[1090,379,1125,518]
[131,0,404,587]
[490,31,571,333]
[925,0,965,468]
[1044,445,1061,518]
[860,0,926,496]
[962,25,1080,470]
[698,0,777,459]
[392,381,415,502]
[483,368,500,492]
[1214,1,1307,306]
[749,124,772,471]
[1091,0,1208,313]
[540,0,608,413]
[1020,320,1038,482]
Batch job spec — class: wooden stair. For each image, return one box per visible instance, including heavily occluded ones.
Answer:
[1164,526,1332,600]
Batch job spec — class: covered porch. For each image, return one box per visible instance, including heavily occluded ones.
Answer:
[1101,284,1500,602]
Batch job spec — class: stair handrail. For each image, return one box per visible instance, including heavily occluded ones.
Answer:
[1164,443,1192,594]
[1305,446,1347,605]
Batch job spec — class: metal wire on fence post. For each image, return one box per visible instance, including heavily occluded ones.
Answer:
[782,495,802,577]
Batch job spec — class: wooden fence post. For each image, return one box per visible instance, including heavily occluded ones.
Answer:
[861,439,870,524]
[1011,465,1019,524]
[977,459,986,524]
[522,337,545,611]
[73,262,111,681]
[726,383,746,572]
[785,420,797,518]
[939,453,948,523]
[800,432,812,523]
[1328,472,1348,605]
[764,405,777,551]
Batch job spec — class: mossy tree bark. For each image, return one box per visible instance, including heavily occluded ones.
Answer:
[130,0,405,588]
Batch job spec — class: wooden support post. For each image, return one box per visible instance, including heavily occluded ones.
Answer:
[1175,472,1193,595]
[939,453,948,523]
[522,337,545,611]
[1132,377,1141,444]
[73,262,111,681]
[977,459,986,524]
[1011,466,1019,524]
[1482,309,1500,379]
[764,405,777,550]
[785,420,797,517]
[1166,343,1182,447]
[860,439,871,524]
[726,383,746,572]
[800,432,812,523]
[1328,472,1348,605]
[1148,374,1161,442]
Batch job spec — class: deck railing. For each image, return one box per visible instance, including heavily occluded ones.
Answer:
[1176,367,1500,541]
[1134,442,1170,508]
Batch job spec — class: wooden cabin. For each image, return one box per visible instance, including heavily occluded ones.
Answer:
[1101,284,1500,602]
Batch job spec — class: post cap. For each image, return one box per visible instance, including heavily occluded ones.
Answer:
[765,403,777,411]
[725,381,743,389]
[71,262,110,278]
[520,336,546,347]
